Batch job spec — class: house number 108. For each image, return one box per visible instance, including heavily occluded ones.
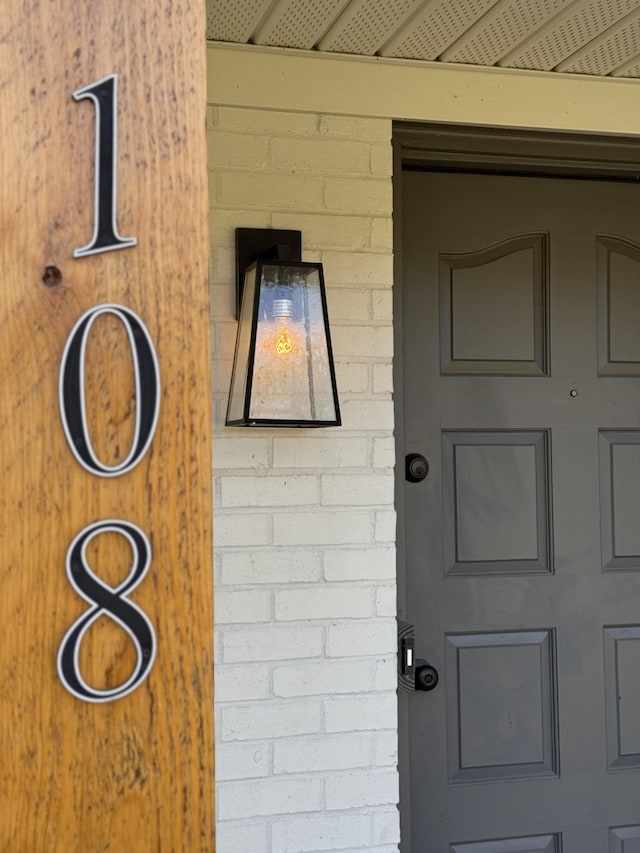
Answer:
[57,74,159,703]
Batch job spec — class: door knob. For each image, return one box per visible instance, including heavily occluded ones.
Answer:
[415,659,439,692]
[406,453,429,483]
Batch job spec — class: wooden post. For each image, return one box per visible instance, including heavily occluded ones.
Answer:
[0,2,214,850]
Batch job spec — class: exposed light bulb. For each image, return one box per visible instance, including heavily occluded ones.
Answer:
[272,297,295,357]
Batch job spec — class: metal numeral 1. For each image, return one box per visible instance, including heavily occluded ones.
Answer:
[73,74,137,257]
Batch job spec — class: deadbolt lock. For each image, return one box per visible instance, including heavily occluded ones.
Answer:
[406,453,429,483]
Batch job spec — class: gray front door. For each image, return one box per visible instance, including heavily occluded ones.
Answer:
[401,169,640,852]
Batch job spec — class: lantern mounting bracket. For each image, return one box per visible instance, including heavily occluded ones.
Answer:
[235,228,302,318]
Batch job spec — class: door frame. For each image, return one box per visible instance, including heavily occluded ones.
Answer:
[392,121,640,852]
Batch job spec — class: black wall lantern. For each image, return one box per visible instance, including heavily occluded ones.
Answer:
[226,228,341,428]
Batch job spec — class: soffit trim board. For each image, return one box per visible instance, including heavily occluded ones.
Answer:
[207,38,640,80]
[207,42,640,137]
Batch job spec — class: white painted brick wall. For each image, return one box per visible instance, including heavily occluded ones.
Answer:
[216,821,269,853]
[209,104,398,852]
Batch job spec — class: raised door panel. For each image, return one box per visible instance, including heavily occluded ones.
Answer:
[445,630,558,784]
[600,431,640,570]
[611,826,640,852]
[450,835,560,853]
[598,236,640,375]
[442,431,552,576]
[440,233,548,376]
[604,626,640,770]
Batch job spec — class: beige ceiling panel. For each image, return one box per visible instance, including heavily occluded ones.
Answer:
[252,0,350,48]
[206,0,640,80]
[318,0,424,55]
[379,0,497,60]
[441,0,572,66]
[557,8,640,75]
[501,0,639,71]
[206,0,272,42]
[612,56,640,77]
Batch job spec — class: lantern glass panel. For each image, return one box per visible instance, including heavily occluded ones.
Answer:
[248,263,337,423]
[226,266,257,423]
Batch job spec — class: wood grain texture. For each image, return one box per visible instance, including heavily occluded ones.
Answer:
[0,2,214,851]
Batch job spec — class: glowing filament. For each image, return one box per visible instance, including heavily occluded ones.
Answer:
[275,328,293,355]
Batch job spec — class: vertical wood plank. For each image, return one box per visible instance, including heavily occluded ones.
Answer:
[0,2,214,850]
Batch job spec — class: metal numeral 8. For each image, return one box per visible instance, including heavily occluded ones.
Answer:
[57,520,156,703]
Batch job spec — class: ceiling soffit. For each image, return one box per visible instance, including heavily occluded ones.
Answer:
[206,0,640,78]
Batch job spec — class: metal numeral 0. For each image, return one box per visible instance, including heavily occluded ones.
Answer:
[59,304,160,477]
[57,520,157,703]
[73,74,137,257]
